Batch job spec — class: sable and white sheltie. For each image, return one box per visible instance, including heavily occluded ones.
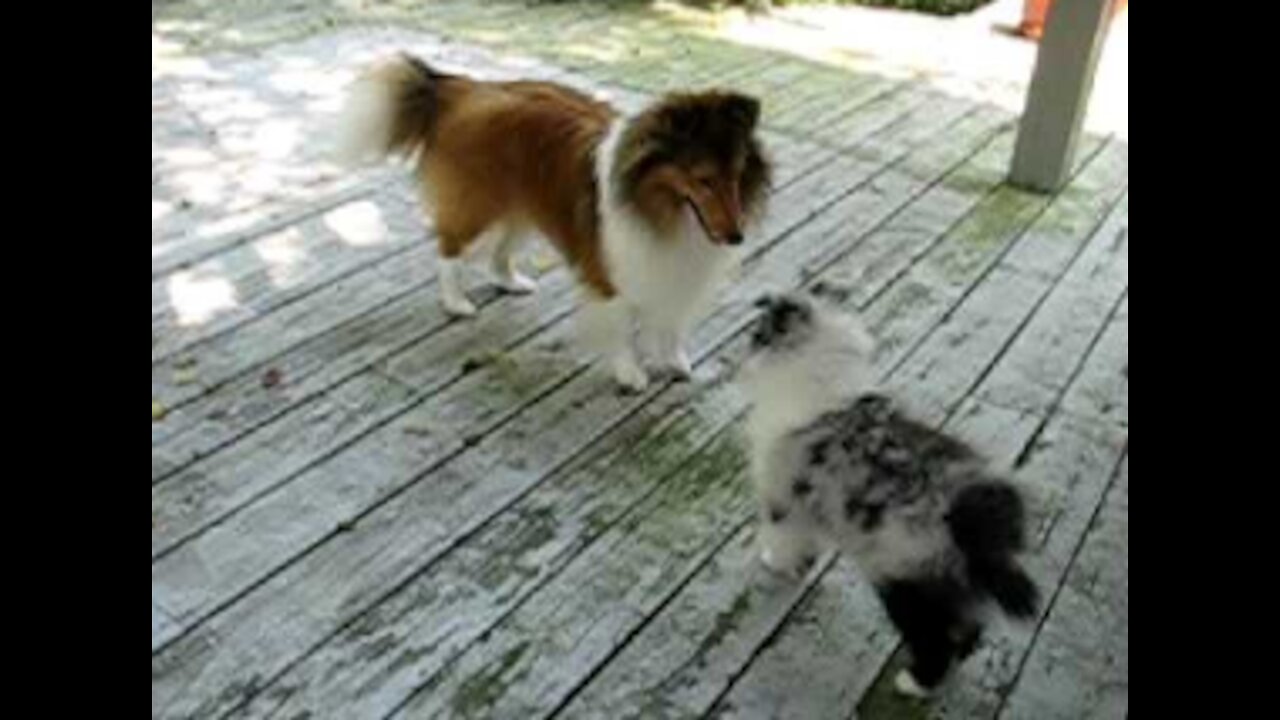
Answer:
[337,53,771,391]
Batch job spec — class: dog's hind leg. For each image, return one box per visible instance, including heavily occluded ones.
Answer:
[489,225,538,295]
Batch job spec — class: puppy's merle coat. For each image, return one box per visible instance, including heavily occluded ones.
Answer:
[738,288,1039,697]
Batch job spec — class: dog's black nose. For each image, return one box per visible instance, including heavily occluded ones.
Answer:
[725,231,744,246]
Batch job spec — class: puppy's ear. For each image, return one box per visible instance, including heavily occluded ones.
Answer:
[810,281,851,305]
[753,293,776,311]
[723,94,761,131]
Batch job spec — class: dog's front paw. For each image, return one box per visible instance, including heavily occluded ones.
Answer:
[660,349,693,381]
[612,357,650,393]
[442,294,478,318]
[760,546,815,580]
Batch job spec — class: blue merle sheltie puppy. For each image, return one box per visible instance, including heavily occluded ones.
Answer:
[738,286,1040,697]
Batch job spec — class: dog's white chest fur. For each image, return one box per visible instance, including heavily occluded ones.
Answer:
[595,120,737,333]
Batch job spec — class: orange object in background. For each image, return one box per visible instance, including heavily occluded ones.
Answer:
[1020,0,1127,40]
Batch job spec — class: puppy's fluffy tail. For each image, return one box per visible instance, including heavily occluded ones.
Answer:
[948,482,1040,620]
[335,53,448,166]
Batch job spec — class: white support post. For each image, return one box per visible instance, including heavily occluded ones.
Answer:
[1010,0,1115,193]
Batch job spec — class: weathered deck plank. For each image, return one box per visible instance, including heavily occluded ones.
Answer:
[885,142,1128,424]
[998,457,1128,720]
[1060,302,1129,431]
[151,189,423,365]
[232,367,746,720]
[978,193,1129,418]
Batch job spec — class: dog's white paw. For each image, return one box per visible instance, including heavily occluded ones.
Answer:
[496,271,538,295]
[612,357,650,393]
[894,669,931,699]
[660,349,693,380]
[759,547,811,580]
[442,294,478,318]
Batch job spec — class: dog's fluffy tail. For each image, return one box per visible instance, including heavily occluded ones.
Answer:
[335,53,448,166]
[948,482,1040,619]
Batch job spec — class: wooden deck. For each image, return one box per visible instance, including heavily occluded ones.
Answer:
[152,4,1128,718]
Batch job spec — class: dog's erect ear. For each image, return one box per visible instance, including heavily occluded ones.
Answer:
[663,103,704,141]
[723,94,760,131]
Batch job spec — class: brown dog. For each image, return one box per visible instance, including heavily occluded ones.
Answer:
[338,53,770,390]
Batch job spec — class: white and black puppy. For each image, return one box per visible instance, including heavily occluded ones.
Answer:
[738,287,1039,697]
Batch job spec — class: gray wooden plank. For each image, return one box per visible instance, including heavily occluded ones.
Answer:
[702,559,886,720]
[153,28,415,272]
[767,74,902,138]
[153,173,386,279]
[848,135,1104,381]
[148,271,561,482]
[151,231,432,419]
[1060,309,1128,430]
[998,456,1127,720]
[532,14,820,99]
[152,172,381,274]
[610,36,802,95]
[979,194,1128,416]
[152,373,417,561]
[553,525,842,720]
[153,597,178,649]
[151,100,1003,719]
[151,186,424,365]
[884,156,1126,425]
[233,369,748,720]
[386,439,754,719]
